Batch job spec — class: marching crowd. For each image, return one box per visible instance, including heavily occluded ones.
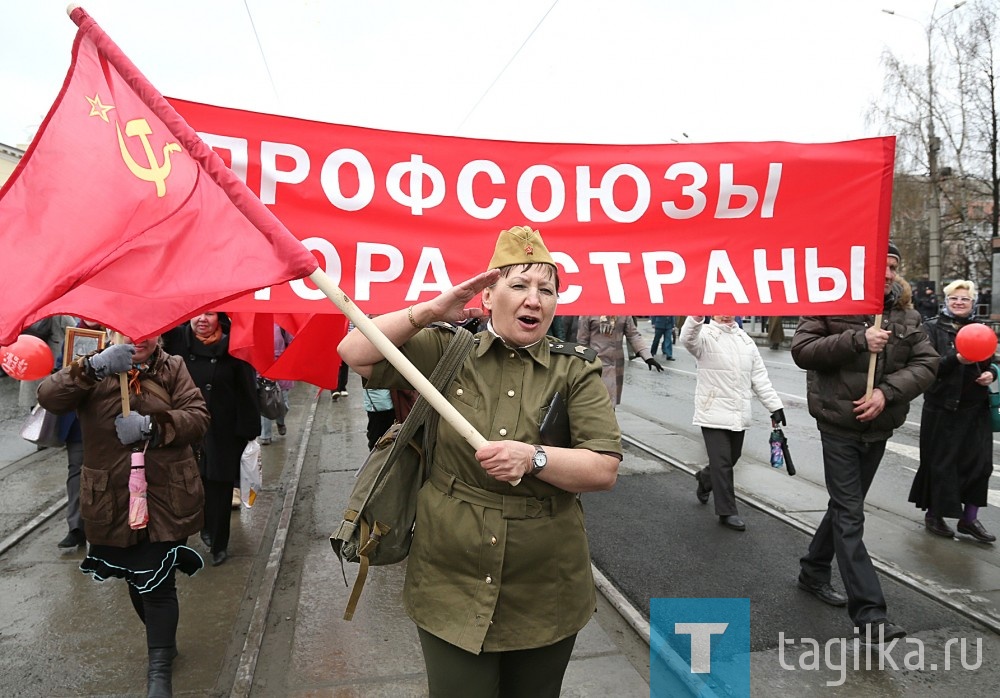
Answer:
[7,227,998,697]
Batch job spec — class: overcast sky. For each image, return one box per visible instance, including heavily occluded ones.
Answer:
[1,1,941,149]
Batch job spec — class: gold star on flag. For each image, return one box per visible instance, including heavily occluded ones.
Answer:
[86,94,115,122]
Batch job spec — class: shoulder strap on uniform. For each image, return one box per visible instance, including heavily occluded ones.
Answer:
[548,340,597,362]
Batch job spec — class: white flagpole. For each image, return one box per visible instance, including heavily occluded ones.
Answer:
[308,269,489,453]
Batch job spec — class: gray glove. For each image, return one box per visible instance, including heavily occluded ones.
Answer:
[88,344,136,379]
[115,413,153,445]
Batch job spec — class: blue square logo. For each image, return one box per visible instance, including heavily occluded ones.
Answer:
[650,598,750,698]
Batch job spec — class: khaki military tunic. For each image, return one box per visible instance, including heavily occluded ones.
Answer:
[367,328,622,654]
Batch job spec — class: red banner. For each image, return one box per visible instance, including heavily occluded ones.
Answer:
[171,98,895,316]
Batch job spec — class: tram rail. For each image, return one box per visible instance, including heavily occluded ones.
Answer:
[0,446,68,555]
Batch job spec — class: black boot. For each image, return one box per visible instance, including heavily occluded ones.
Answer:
[147,647,174,697]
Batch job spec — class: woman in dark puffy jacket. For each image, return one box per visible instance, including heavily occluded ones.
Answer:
[39,335,210,697]
[909,280,997,543]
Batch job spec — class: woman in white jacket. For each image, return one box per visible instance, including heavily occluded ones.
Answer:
[680,315,784,531]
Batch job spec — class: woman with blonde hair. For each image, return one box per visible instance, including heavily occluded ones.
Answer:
[909,279,996,543]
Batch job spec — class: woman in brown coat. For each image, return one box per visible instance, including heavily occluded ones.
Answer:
[38,335,209,698]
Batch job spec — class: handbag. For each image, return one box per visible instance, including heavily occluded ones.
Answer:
[990,364,1000,433]
[329,325,474,620]
[257,377,286,421]
[20,405,65,448]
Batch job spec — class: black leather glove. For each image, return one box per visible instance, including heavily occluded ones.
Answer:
[771,409,786,427]
[88,344,135,379]
[115,413,154,445]
[646,357,664,372]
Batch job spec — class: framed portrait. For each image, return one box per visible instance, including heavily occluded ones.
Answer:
[63,327,107,367]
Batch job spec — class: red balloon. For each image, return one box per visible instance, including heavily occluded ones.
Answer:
[955,323,998,362]
[0,334,55,380]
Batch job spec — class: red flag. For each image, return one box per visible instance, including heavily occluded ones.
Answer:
[228,312,349,390]
[0,7,317,346]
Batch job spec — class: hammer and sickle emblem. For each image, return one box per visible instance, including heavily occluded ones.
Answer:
[116,118,182,197]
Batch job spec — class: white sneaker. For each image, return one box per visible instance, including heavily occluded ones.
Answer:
[340,389,350,397]
[331,391,342,400]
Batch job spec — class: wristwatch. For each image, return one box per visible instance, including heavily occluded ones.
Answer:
[531,445,548,475]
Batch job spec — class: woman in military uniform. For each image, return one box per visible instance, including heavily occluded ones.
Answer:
[338,226,622,698]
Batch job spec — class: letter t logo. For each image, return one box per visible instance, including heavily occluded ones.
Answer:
[674,622,729,673]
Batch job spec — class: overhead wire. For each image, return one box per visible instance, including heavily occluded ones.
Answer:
[243,0,280,102]
[455,0,560,133]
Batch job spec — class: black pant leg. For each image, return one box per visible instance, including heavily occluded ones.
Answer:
[701,428,745,516]
[498,633,577,698]
[203,478,233,554]
[366,409,395,450]
[418,628,499,697]
[417,628,576,698]
[141,571,179,650]
[127,583,146,624]
[802,432,888,625]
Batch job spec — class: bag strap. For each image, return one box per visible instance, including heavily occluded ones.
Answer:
[139,379,172,407]
[353,326,475,513]
[341,327,475,621]
[118,374,174,409]
[396,325,475,444]
[420,327,475,466]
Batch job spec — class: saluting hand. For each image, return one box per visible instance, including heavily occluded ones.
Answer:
[420,269,501,326]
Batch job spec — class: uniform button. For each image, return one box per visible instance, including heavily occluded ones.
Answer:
[490,536,497,546]
[210,358,217,364]
[485,575,492,584]
[489,620,494,625]
[509,352,515,358]
[456,388,464,396]
[507,389,515,397]
[499,428,507,436]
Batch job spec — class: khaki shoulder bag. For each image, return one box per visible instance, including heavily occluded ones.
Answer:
[330,325,475,620]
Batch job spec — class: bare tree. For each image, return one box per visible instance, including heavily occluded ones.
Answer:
[962,1,999,240]
[871,0,999,291]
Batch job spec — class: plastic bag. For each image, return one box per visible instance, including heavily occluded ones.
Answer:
[240,440,262,507]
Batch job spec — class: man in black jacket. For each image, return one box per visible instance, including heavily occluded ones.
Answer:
[790,243,938,643]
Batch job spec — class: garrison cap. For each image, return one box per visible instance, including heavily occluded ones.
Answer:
[488,226,555,270]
